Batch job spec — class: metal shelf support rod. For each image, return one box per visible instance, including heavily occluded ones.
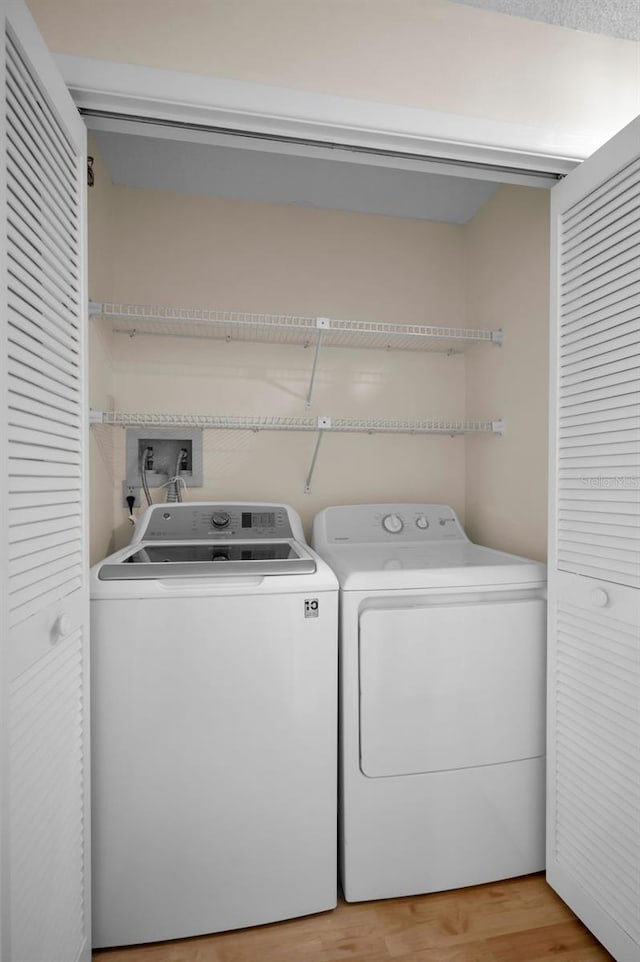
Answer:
[305,318,330,408]
[304,417,332,493]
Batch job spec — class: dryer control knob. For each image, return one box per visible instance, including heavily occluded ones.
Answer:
[416,516,429,529]
[211,511,231,528]
[382,513,403,534]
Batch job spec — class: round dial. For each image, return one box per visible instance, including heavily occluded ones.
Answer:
[211,511,231,529]
[212,550,230,562]
[382,513,403,534]
[415,516,429,530]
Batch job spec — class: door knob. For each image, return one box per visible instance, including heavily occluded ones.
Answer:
[590,588,609,608]
[52,613,71,639]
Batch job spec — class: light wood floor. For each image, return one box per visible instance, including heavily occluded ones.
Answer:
[93,873,613,962]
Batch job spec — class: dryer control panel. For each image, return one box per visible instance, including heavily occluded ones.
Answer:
[314,503,468,545]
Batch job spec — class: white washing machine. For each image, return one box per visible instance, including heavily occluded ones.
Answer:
[90,502,338,947]
[312,503,547,903]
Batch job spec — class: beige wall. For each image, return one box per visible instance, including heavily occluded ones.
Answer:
[93,185,470,555]
[27,0,639,141]
[87,157,552,564]
[87,137,117,563]
[464,184,550,562]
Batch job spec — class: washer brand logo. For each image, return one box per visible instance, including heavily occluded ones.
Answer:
[304,598,319,618]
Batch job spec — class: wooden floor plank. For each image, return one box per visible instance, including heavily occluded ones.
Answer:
[93,874,614,962]
[485,920,610,961]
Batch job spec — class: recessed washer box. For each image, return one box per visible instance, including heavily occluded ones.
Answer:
[125,428,203,491]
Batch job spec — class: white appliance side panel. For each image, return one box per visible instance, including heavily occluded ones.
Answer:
[359,599,546,777]
[91,589,337,947]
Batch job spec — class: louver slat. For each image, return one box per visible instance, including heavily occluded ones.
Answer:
[560,395,638,420]
[562,313,638,350]
[561,351,638,385]
[8,319,80,384]
[9,285,79,350]
[8,346,80,402]
[562,187,640,247]
[8,225,78,303]
[562,259,640,308]
[562,156,640,226]
[561,372,638,401]
[5,39,76,171]
[561,279,640,325]
[6,132,77,241]
[8,195,80,284]
[562,228,640,290]
[9,372,79,418]
[9,261,80,336]
[9,409,80,443]
[8,168,78,267]
[9,390,80,429]
[8,515,83,546]
[562,304,640,346]
[6,94,76,216]
[557,521,639,547]
[5,67,77,192]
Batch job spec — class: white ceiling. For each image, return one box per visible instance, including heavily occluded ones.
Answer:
[93,130,501,225]
[449,0,640,40]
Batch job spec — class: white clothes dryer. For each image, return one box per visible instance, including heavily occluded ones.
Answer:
[313,503,547,903]
[91,503,338,947]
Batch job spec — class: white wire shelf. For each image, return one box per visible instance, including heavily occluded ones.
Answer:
[90,302,504,353]
[91,411,504,493]
[90,411,504,435]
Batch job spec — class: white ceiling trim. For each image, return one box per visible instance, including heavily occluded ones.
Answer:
[56,54,604,183]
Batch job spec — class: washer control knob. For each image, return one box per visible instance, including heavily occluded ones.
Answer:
[382,513,403,534]
[591,588,609,608]
[211,511,231,529]
[416,516,429,530]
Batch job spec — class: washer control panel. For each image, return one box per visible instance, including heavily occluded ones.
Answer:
[315,503,468,544]
[132,503,300,542]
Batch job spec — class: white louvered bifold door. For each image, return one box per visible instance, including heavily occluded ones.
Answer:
[548,115,640,962]
[1,2,89,961]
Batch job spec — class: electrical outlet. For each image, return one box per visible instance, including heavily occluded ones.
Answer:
[122,481,142,509]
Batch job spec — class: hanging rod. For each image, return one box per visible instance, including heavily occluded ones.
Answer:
[79,109,564,183]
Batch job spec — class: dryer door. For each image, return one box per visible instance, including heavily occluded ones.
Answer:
[359,596,546,777]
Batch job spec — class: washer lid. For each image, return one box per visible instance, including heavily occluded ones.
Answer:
[97,539,317,580]
[316,541,546,590]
